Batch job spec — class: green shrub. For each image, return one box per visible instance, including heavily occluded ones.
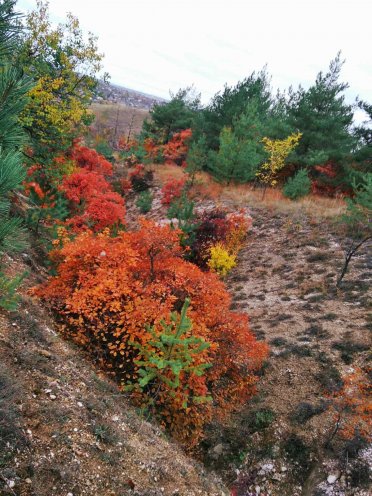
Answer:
[0,272,26,311]
[253,408,276,430]
[95,141,114,162]
[283,169,311,200]
[136,190,153,213]
[167,193,198,249]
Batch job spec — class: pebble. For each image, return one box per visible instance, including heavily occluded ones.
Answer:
[8,480,15,488]
[25,478,32,484]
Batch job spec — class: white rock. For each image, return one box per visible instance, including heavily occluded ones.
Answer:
[260,463,274,473]
[8,480,15,488]
[255,486,261,494]
[327,474,337,484]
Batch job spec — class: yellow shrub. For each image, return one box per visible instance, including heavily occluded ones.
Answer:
[207,243,236,277]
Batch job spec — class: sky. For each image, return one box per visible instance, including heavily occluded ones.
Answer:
[17,0,371,120]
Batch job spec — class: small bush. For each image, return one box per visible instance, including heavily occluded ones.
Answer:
[291,401,327,424]
[207,243,236,277]
[253,408,276,430]
[269,337,287,347]
[136,190,153,213]
[283,434,311,472]
[93,423,116,444]
[0,272,26,311]
[350,461,371,488]
[332,341,369,364]
[128,164,153,192]
[316,365,343,393]
[191,209,249,268]
[95,141,114,162]
[283,169,311,200]
[167,193,198,249]
[161,177,187,206]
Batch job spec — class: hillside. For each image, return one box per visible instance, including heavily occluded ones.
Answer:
[1,168,371,495]
[94,81,167,110]
[0,249,227,496]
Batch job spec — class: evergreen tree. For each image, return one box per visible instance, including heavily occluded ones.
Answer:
[185,135,208,186]
[352,100,372,174]
[283,169,311,200]
[0,0,32,309]
[142,87,200,143]
[287,53,355,167]
[194,68,272,150]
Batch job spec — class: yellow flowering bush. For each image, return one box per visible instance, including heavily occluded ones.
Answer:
[256,132,302,186]
[207,243,236,277]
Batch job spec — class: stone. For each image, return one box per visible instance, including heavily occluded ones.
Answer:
[212,443,224,456]
[327,474,337,484]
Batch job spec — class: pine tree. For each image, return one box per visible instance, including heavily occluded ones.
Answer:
[287,53,355,167]
[0,0,32,309]
[352,100,372,174]
[142,87,200,143]
[128,298,212,406]
[194,68,272,150]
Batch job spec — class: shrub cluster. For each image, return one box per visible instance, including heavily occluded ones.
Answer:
[192,208,250,269]
[35,219,268,445]
[61,144,126,232]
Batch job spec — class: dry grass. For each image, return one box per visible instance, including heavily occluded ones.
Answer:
[89,103,149,139]
[153,163,346,218]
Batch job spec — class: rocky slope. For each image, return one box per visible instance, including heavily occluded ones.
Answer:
[0,252,227,496]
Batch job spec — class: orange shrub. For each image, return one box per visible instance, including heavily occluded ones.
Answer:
[329,367,372,442]
[163,128,192,166]
[35,219,267,445]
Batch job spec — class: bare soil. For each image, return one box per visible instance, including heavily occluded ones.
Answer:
[0,254,227,496]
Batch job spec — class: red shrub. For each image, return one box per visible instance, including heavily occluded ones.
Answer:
[66,191,126,232]
[161,177,187,205]
[61,169,111,204]
[35,219,267,445]
[70,142,112,176]
[163,128,192,166]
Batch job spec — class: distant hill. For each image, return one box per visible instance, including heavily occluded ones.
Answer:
[94,80,167,110]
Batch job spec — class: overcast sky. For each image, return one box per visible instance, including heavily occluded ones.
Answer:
[17,0,371,118]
